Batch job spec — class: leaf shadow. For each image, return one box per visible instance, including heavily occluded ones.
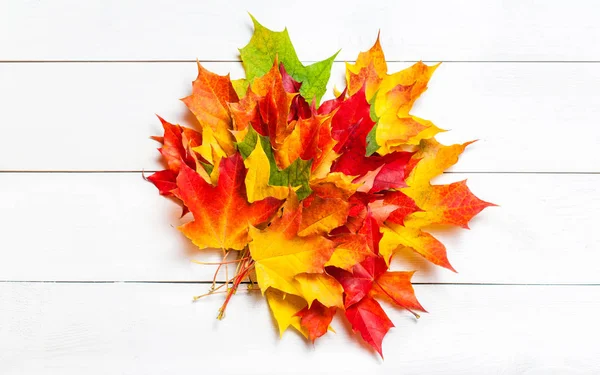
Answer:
[181,110,202,131]
[389,246,437,276]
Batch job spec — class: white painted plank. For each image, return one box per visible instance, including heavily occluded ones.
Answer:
[0,173,598,284]
[0,283,597,374]
[1,62,600,172]
[2,0,600,61]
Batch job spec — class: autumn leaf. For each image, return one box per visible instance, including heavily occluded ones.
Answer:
[373,62,439,118]
[280,63,312,121]
[250,58,296,148]
[406,138,475,187]
[265,288,308,337]
[326,233,372,271]
[176,154,281,250]
[345,296,394,357]
[295,273,344,309]
[370,271,426,314]
[249,192,335,295]
[297,300,337,342]
[382,190,421,226]
[309,172,359,200]
[346,34,387,99]
[148,117,205,196]
[240,15,338,104]
[404,180,496,229]
[229,88,262,137]
[276,113,334,170]
[358,212,383,254]
[153,116,203,172]
[244,137,293,202]
[298,195,350,237]
[318,88,347,115]
[147,169,178,196]
[380,223,455,271]
[238,127,312,200]
[329,255,388,308]
[182,62,239,156]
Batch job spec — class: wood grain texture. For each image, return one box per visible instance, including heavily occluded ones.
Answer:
[0,282,597,374]
[0,172,597,284]
[1,0,599,61]
[2,62,600,172]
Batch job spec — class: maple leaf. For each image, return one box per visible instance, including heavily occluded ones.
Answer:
[406,138,475,187]
[346,34,387,99]
[379,223,455,271]
[146,169,178,196]
[243,137,293,202]
[176,154,281,250]
[229,88,262,137]
[329,255,388,308]
[325,87,417,192]
[298,195,350,237]
[373,62,439,118]
[345,296,394,358]
[152,116,203,172]
[297,300,337,342]
[331,257,423,356]
[382,190,422,226]
[329,253,425,314]
[276,113,333,170]
[265,288,308,337]
[148,117,205,196]
[240,15,338,104]
[328,87,377,174]
[358,211,383,254]
[249,192,335,295]
[369,271,426,314]
[326,233,372,271]
[309,172,359,200]
[238,127,312,200]
[279,63,312,121]
[182,62,239,156]
[356,57,442,156]
[404,180,496,229]
[353,152,414,193]
[318,87,347,116]
[250,58,296,148]
[295,273,344,309]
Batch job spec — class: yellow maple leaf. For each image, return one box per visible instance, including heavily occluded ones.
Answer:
[249,193,335,295]
[345,35,387,99]
[379,224,455,271]
[406,138,475,187]
[265,288,308,338]
[244,139,291,203]
[294,273,343,309]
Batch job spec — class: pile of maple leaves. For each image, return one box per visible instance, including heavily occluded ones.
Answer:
[147,17,493,357]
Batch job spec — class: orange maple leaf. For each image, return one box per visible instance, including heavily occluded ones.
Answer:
[176,154,281,250]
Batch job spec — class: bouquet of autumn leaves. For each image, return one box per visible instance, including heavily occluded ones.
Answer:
[147,18,493,357]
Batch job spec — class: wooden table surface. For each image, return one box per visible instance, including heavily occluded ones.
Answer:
[1,1,599,373]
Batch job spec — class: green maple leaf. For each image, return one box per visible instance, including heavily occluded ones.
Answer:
[237,127,312,200]
[239,15,338,105]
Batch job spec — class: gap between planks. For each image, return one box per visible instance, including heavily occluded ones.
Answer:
[1,281,599,286]
[4,60,600,64]
[1,171,600,175]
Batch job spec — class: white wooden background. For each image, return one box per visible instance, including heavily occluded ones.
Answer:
[1,1,599,373]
